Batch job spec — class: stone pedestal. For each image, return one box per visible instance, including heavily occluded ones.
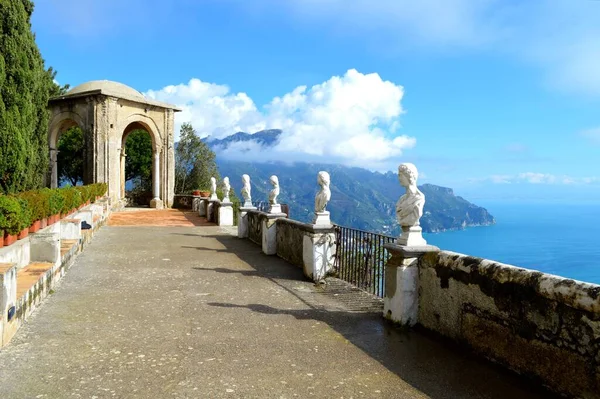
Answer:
[269,204,282,214]
[312,211,331,226]
[30,232,61,266]
[207,200,219,223]
[218,202,234,226]
[60,219,82,241]
[262,213,286,255]
[238,206,257,238]
[192,195,201,212]
[397,226,426,246]
[0,262,17,347]
[198,197,208,217]
[383,243,439,327]
[150,198,164,209]
[302,226,336,281]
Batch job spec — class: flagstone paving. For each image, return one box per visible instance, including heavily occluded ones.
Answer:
[0,220,557,398]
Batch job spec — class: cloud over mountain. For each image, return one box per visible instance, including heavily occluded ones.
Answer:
[145,69,415,168]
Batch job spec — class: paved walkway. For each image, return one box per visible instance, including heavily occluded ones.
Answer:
[0,218,556,398]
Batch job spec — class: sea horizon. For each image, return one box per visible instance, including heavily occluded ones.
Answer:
[424,200,600,285]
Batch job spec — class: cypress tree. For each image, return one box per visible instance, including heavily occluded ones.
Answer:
[0,0,57,193]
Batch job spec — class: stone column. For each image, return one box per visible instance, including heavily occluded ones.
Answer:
[238,205,257,238]
[120,150,126,199]
[262,212,286,255]
[383,243,439,327]
[50,149,59,188]
[150,151,163,209]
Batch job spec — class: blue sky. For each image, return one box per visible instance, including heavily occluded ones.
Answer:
[32,0,600,201]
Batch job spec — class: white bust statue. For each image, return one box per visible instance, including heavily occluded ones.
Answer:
[396,163,425,227]
[209,177,218,200]
[315,171,331,213]
[222,177,231,202]
[241,174,252,207]
[269,175,279,205]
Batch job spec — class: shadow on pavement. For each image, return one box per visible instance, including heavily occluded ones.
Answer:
[184,231,558,399]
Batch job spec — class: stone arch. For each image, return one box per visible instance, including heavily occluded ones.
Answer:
[47,80,180,208]
[118,115,162,204]
[47,111,86,188]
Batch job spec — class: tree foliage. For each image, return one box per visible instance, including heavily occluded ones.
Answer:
[57,126,84,186]
[0,0,62,193]
[125,129,152,191]
[175,122,219,194]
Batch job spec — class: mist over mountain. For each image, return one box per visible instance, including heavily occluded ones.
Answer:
[209,130,495,235]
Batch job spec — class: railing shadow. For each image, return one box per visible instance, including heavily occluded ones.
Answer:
[183,231,557,399]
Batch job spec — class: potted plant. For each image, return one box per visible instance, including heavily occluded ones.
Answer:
[0,196,24,246]
[16,197,32,240]
[19,190,45,233]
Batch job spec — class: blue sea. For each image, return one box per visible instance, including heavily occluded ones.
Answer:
[424,201,600,285]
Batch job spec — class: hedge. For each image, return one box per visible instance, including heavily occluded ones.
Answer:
[0,183,108,235]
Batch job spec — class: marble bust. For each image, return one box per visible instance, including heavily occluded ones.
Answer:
[396,163,424,226]
[222,177,231,202]
[209,177,218,201]
[241,174,252,207]
[396,163,427,246]
[315,171,331,213]
[269,175,279,205]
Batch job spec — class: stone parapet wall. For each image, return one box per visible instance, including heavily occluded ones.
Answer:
[418,250,600,397]
[275,219,307,269]
[246,210,266,246]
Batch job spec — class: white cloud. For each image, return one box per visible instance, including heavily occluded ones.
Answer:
[145,69,415,167]
[145,79,265,139]
[472,173,599,185]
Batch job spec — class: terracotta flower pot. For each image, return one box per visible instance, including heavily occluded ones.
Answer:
[54,213,60,223]
[40,218,48,229]
[17,228,28,240]
[29,220,41,233]
[4,233,17,247]
[199,191,210,197]
[0,232,4,249]
[192,190,201,196]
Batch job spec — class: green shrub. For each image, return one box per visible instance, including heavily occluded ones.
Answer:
[40,188,64,216]
[0,196,24,235]
[18,190,47,221]
[60,187,83,214]
[15,196,32,229]
[89,183,108,201]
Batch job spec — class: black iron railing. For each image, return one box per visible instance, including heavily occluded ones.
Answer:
[333,225,395,298]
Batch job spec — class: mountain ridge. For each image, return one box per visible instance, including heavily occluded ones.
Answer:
[207,130,495,234]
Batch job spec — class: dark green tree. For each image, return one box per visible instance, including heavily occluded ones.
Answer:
[57,126,84,186]
[0,0,61,193]
[125,129,153,191]
[175,122,219,194]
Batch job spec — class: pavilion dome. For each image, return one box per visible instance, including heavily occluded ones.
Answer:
[67,80,145,99]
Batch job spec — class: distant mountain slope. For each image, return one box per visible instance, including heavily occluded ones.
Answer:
[206,129,282,149]
[215,159,495,235]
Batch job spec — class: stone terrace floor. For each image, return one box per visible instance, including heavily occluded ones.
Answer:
[0,210,558,398]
